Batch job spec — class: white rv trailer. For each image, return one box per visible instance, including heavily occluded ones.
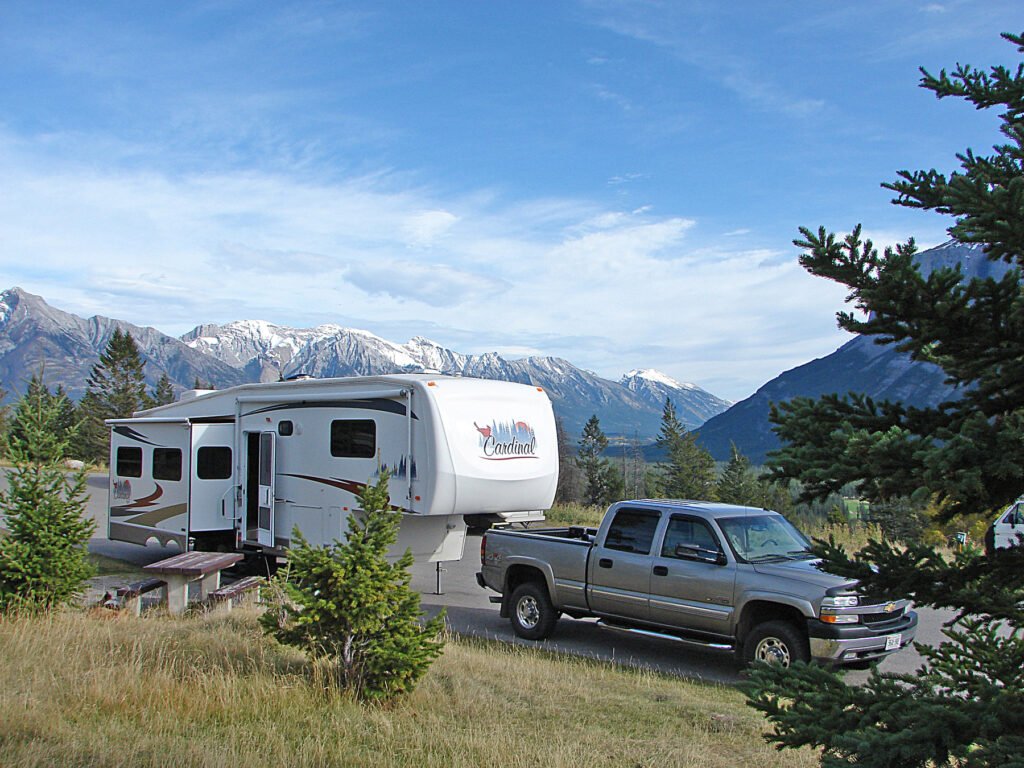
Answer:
[106,375,558,563]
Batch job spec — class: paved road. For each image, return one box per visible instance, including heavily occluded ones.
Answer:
[6,472,951,685]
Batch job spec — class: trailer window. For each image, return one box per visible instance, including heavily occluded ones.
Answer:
[153,448,182,481]
[197,446,232,479]
[330,420,376,458]
[278,420,294,437]
[603,509,660,555]
[116,447,143,478]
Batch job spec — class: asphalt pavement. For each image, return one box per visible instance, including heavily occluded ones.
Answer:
[9,472,951,686]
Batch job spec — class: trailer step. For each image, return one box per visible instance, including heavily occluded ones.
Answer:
[596,621,734,652]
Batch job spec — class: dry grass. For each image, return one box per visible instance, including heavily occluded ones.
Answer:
[0,609,817,768]
[545,504,884,554]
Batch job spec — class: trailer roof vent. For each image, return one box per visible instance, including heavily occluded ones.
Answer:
[179,389,216,402]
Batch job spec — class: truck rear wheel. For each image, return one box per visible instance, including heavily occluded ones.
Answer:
[509,582,559,640]
[743,620,809,667]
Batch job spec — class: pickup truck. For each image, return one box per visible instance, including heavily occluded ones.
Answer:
[477,499,918,667]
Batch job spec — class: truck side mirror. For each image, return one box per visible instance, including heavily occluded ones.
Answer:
[675,544,725,565]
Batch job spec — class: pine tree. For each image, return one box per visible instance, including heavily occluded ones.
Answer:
[151,373,175,407]
[577,415,623,506]
[77,329,150,462]
[260,471,445,700]
[716,443,761,506]
[0,384,95,612]
[745,32,1024,767]
[657,398,717,500]
[9,375,77,459]
[554,417,583,503]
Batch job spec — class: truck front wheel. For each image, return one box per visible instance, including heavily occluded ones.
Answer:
[509,582,559,640]
[743,620,809,667]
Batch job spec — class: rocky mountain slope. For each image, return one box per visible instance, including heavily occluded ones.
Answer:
[696,240,1007,463]
[0,290,727,438]
[181,320,728,436]
[0,288,247,401]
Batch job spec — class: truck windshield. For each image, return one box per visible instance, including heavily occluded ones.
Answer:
[716,514,812,563]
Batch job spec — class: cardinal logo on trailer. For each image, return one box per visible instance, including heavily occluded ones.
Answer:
[474,420,538,460]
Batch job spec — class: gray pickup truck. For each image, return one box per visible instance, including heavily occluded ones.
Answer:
[477,499,918,667]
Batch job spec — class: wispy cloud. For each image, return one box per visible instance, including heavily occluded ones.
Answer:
[584,3,827,118]
[0,128,852,399]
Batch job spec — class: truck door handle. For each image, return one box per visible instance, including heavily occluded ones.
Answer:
[652,565,668,576]
[598,558,613,569]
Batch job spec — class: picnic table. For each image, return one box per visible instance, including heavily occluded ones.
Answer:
[143,551,244,614]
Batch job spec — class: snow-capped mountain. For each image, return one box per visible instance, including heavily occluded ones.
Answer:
[179,321,728,435]
[0,290,728,439]
[621,369,732,427]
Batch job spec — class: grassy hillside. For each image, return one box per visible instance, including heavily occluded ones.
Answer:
[0,609,817,768]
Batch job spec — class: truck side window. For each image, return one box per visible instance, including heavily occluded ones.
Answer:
[116,447,142,478]
[661,516,721,559]
[153,448,182,481]
[330,419,376,458]
[604,509,660,554]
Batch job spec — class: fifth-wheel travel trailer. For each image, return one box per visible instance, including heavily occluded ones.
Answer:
[106,375,558,563]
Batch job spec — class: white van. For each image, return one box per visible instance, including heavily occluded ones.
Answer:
[985,499,1024,555]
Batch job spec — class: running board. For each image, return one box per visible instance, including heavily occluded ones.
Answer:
[596,621,734,652]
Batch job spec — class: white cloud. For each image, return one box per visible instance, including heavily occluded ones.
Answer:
[400,209,458,247]
[0,130,851,401]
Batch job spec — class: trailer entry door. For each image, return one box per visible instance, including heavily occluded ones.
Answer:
[257,431,276,547]
[245,431,276,548]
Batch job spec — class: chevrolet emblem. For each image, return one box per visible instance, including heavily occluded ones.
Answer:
[884,602,897,613]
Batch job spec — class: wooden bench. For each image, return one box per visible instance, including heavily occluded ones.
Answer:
[143,552,245,614]
[210,576,264,612]
[101,578,167,616]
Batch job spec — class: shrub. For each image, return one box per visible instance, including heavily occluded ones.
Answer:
[0,383,95,612]
[260,471,445,700]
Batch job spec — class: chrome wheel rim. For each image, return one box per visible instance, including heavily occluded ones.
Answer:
[754,637,791,666]
[516,595,540,629]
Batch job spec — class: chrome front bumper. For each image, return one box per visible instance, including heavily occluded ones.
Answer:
[809,610,918,664]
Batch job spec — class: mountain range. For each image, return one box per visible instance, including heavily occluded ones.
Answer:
[0,239,1001,459]
[0,288,729,440]
[697,240,1010,462]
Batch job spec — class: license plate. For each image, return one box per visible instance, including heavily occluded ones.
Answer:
[884,634,901,651]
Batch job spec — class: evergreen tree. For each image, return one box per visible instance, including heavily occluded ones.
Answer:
[554,416,583,503]
[151,372,175,407]
[9,375,77,459]
[622,433,649,499]
[577,415,623,507]
[0,384,95,611]
[716,443,761,506]
[657,398,717,500]
[260,472,445,700]
[746,32,1024,767]
[77,330,150,461]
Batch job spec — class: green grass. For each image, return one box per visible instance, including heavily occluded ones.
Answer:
[0,609,818,768]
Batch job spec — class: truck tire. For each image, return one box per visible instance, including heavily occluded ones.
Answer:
[509,582,559,640]
[743,620,809,667]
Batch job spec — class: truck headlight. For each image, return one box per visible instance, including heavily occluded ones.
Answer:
[822,595,859,608]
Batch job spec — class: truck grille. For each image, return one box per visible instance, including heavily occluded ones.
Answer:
[862,607,905,625]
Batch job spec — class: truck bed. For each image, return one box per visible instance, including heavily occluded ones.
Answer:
[480,526,598,611]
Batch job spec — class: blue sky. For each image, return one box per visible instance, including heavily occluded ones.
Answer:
[0,2,1019,400]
